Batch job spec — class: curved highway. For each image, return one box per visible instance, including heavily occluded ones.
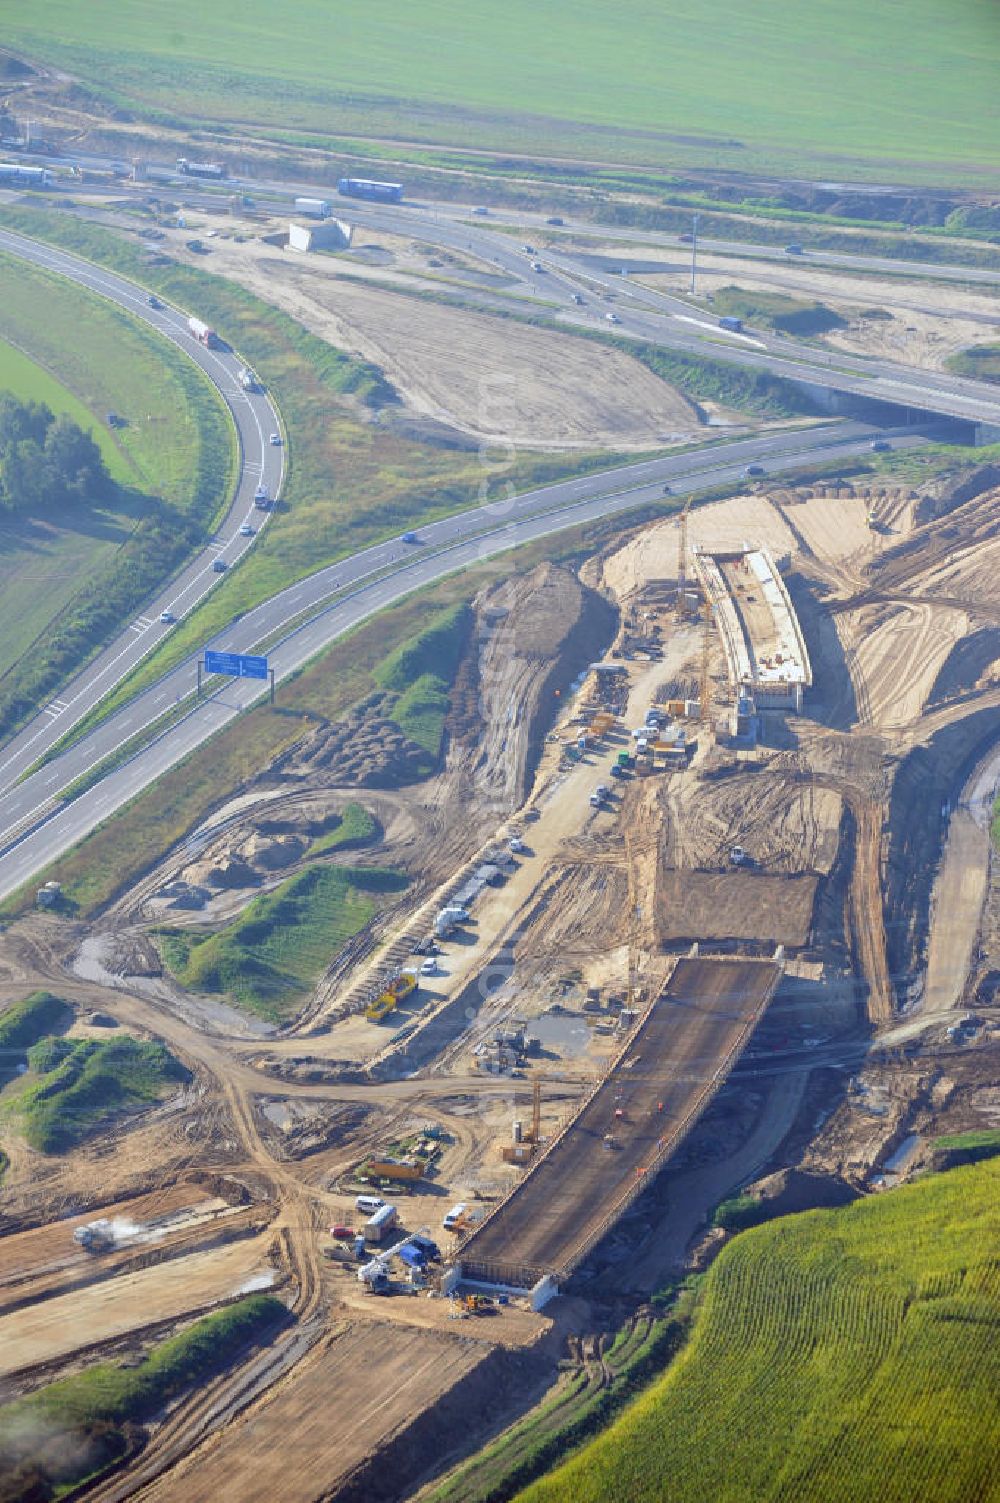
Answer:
[0,411,925,902]
[0,226,284,789]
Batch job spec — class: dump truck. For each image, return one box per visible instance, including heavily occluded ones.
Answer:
[365,971,418,1022]
[187,316,219,348]
[73,1219,116,1252]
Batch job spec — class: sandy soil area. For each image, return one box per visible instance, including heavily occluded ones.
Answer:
[185,233,702,451]
[843,602,970,730]
[568,238,1000,372]
[601,492,798,599]
[142,1323,487,1503]
[0,1236,277,1378]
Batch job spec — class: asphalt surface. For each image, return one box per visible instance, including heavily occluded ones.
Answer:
[0,226,285,789]
[458,957,782,1282]
[23,149,1000,425]
[0,411,923,901]
[0,177,983,897]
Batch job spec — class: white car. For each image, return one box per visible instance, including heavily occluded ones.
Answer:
[508,837,525,854]
[605,312,621,324]
[269,432,281,445]
[239,522,255,536]
[420,958,438,976]
[159,610,175,624]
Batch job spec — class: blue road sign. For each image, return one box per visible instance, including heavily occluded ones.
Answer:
[205,650,269,680]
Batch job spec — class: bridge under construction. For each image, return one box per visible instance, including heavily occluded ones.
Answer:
[453,955,782,1296]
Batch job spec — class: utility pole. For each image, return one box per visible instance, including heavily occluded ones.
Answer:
[690,212,699,296]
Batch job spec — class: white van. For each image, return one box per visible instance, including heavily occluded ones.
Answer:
[355,1194,385,1215]
[442,1202,468,1231]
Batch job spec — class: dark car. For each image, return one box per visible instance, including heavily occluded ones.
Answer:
[744,464,765,478]
[870,439,891,452]
[545,215,564,226]
[212,558,228,572]
[148,293,163,309]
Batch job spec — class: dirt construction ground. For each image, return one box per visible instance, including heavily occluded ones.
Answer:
[180,228,703,451]
[141,1322,489,1503]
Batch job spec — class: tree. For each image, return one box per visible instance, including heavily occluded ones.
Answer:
[0,391,111,514]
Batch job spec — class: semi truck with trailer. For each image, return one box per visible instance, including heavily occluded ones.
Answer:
[0,163,52,188]
[337,177,404,203]
[176,157,226,180]
[294,196,331,218]
[187,316,220,348]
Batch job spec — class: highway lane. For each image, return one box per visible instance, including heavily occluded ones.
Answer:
[324,201,1000,427]
[35,160,1000,426]
[0,421,925,902]
[0,227,284,786]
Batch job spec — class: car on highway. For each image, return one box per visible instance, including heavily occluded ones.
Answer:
[239,522,255,536]
[546,216,564,226]
[605,312,621,324]
[662,483,672,495]
[784,244,804,255]
[269,432,281,445]
[744,464,765,478]
[472,205,489,216]
[402,531,419,543]
[678,232,694,244]
[159,610,176,624]
[212,558,228,572]
[147,293,163,309]
[871,439,891,452]
[530,260,544,272]
[571,292,585,305]
[521,243,536,255]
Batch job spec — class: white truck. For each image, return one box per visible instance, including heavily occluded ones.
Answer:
[294,196,331,219]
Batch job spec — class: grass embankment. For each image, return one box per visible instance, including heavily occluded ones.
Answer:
[429,1296,692,1503]
[374,602,471,760]
[0,991,73,1086]
[518,1159,1000,1503]
[4,1,998,180]
[310,800,377,855]
[14,1035,189,1151]
[0,205,623,726]
[630,342,817,419]
[156,862,409,1022]
[946,343,1000,385]
[0,1294,286,1501]
[0,249,233,736]
[708,286,848,337]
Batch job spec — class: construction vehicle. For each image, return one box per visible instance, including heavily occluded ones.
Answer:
[365,971,417,1022]
[458,1293,495,1314]
[676,496,693,616]
[73,1219,116,1252]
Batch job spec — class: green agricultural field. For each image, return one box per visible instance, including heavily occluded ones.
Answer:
[157,862,410,1021]
[0,250,233,730]
[4,2,998,181]
[520,1160,1000,1503]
